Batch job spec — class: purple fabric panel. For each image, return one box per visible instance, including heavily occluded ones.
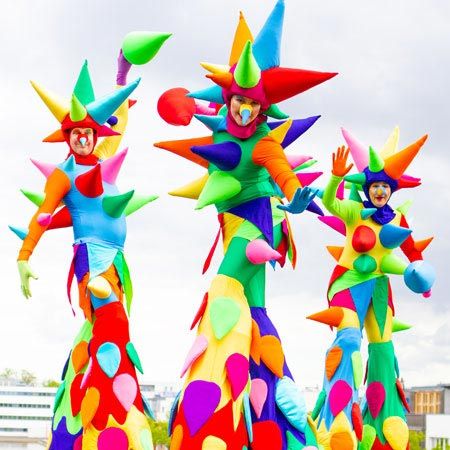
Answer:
[250,307,305,450]
[49,417,82,450]
[74,243,89,282]
[229,197,274,246]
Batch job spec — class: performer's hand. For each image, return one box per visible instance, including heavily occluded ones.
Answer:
[277,187,318,214]
[116,49,132,86]
[332,145,353,177]
[17,260,38,299]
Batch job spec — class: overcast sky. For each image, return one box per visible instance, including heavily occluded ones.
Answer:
[1,0,449,390]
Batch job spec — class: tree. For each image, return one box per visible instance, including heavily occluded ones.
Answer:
[149,420,170,447]
[20,369,37,386]
[43,379,60,387]
[0,368,17,380]
[410,431,425,450]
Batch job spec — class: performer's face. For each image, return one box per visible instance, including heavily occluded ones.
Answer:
[369,181,391,207]
[230,95,261,126]
[69,127,95,155]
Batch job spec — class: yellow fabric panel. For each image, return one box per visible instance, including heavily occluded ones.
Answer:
[365,305,393,343]
[222,212,245,252]
[337,309,360,330]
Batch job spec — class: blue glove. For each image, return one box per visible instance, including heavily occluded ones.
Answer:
[404,260,435,294]
[277,187,318,214]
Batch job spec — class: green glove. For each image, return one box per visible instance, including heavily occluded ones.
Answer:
[17,260,38,299]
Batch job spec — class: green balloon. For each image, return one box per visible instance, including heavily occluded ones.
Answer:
[122,31,172,65]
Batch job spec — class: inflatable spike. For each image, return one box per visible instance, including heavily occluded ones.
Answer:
[191,141,242,171]
[295,159,317,171]
[392,318,412,332]
[37,213,52,226]
[275,376,307,432]
[382,416,409,450]
[396,379,411,413]
[74,164,103,198]
[124,194,158,216]
[379,224,412,249]
[261,67,337,105]
[336,180,345,200]
[344,172,366,185]
[360,208,377,220]
[20,189,45,207]
[307,307,344,327]
[122,31,172,65]
[73,60,95,104]
[86,78,140,125]
[296,171,322,186]
[341,127,368,172]
[60,155,76,172]
[246,239,282,264]
[30,81,70,123]
[154,136,212,167]
[48,206,72,230]
[266,117,321,149]
[395,199,413,216]
[234,41,261,88]
[253,0,285,70]
[194,114,226,132]
[210,297,241,340]
[384,134,428,180]
[404,260,435,293]
[264,103,289,119]
[326,246,344,262]
[229,11,254,66]
[368,146,385,172]
[353,254,377,274]
[126,342,144,374]
[196,171,241,209]
[96,342,121,377]
[43,129,66,143]
[318,216,346,236]
[206,71,233,89]
[200,62,231,74]
[225,353,249,400]
[101,148,128,184]
[286,154,312,170]
[349,184,363,202]
[169,175,208,200]
[187,85,225,104]
[87,276,112,299]
[397,174,421,189]
[69,94,87,122]
[30,158,56,178]
[9,225,28,240]
[380,254,408,274]
[414,237,433,252]
[307,199,324,216]
[180,335,208,378]
[380,126,400,159]
[268,118,293,144]
[103,190,135,218]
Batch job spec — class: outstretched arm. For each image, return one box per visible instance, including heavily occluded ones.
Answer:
[323,146,360,224]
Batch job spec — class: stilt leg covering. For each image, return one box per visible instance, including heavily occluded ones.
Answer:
[49,303,153,449]
[170,275,251,450]
[314,327,362,450]
[249,307,317,450]
[363,341,409,450]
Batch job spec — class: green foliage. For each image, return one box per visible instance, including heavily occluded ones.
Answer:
[149,420,170,446]
[43,379,61,387]
[410,431,425,450]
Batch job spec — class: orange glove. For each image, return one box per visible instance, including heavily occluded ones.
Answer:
[332,145,353,177]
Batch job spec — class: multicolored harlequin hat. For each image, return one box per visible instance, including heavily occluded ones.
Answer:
[341,126,428,195]
[31,60,140,145]
[186,0,337,136]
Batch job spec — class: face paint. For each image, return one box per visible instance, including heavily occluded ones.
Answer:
[239,104,252,125]
[78,133,88,147]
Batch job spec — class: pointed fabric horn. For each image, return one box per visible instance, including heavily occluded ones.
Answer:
[262,67,337,105]
[341,128,368,172]
[30,81,70,123]
[253,0,285,70]
[229,11,254,66]
[70,94,87,122]
[368,146,385,172]
[234,41,261,89]
[383,135,428,180]
[380,126,399,159]
[73,60,95,104]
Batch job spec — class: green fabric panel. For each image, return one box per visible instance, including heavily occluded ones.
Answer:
[53,320,93,433]
[212,123,277,212]
[304,420,318,446]
[122,255,133,315]
[113,251,125,284]
[372,276,389,337]
[364,341,406,443]
[311,389,326,420]
[328,270,382,300]
[245,265,266,307]
[351,351,363,389]
[286,430,305,449]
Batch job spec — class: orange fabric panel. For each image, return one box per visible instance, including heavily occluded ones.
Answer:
[252,136,300,201]
[18,168,71,261]
[325,346,343,380]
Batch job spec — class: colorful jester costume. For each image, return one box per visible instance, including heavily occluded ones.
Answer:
[309,128,436,450]
[13,34,170,450]
[156,2,336,449]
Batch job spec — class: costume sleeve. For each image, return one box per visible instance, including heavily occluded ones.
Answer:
[18,168,71,261]
[252,136,300,201]
[322,174,360,224]
[399,214,423,262]
[94,85,129,160]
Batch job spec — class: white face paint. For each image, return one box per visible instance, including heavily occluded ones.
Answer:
[369,182,391,207]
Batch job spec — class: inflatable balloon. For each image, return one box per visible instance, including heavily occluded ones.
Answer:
[155,1,337,449]
[310,127,435,449]
[12,34,169,449]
